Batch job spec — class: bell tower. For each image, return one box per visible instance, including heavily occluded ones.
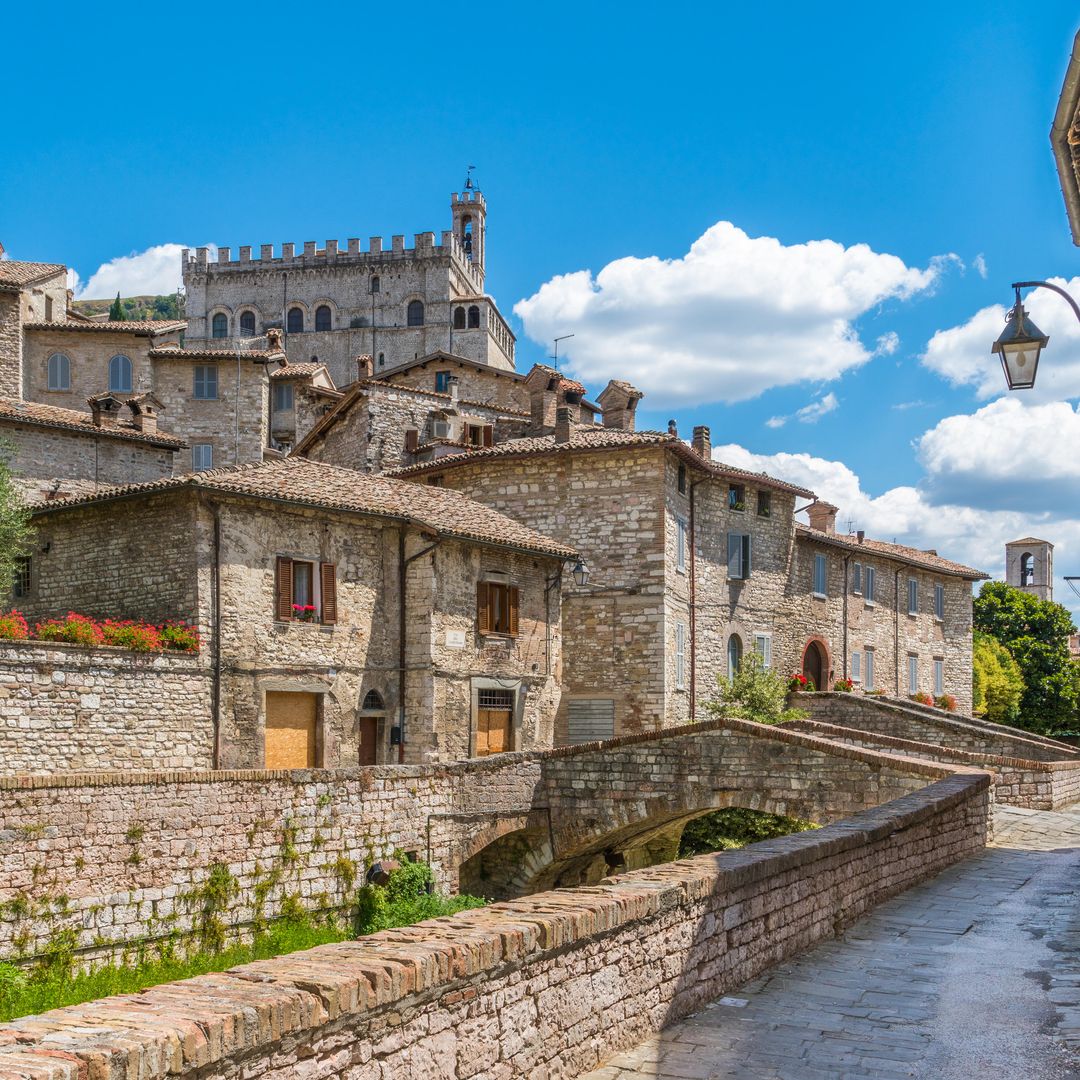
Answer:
[451,171,486,284]
[1005,537,1054,602]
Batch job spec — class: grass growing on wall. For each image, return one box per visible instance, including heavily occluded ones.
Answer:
[0,861,485,1023]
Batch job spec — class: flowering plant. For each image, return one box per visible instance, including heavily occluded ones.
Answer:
[910,691,935,707]
[35,612,104,647]
[101,619,162,651]
[160,621,200,652]
[292,604,318,622]
[833,678,855,692]
[787,672,810,692]
[0,610,29,641]
[935,693,958,712]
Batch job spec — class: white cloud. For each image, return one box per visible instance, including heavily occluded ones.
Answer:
[973,253,988,279]
[891,399,931,411]
[795,392,839,424]
[75,243,209,300]
[874,331,900,356]
[922,276,1080,401]
[765,415,787,429]
[514,221,945,406]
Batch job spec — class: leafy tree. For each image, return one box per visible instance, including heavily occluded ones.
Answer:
[0,444,30,596]
[972,631,1025,725]
[704,654,808,725]
[108,292,125,321]
[973,581,1078,734]
[678,807,818,857]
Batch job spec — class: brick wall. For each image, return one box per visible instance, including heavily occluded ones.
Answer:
[0,770,991,1079]
[0,641,211,775]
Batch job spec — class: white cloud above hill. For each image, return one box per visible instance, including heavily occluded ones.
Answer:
[75,243,213,300]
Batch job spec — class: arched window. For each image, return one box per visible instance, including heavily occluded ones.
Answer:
[287,307,304,333]
[315,305,332,332]
[239,310,256,337]
[407,300,424,327]
[377,353,385,368]
[1020,552,1035,587]
[467,305,480,329]
[453,306,466,330]
[461,214,474,260]
[362,689,385,711]
[727,634,743,675]
[108,354,132,394]
[211,313,228,338]
[47,353,70,391]
[370,275,380,294]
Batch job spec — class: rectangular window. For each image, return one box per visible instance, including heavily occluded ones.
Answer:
[675,622,686,690]
[466,424,494,447]
[274,557,336,624]
[753,633,772,669]
[908,577,919,616]
[813,552,827,597]
[865,648,875,690]
[676,517,687,573]
[852,562,862,595]
[727,532,752,580]
[934,582,945,621]
[934,658,944,696]
[273,382,294,411]
[908,654,918,695]
[567,699,615,745]
[193,365,218,400]
[756,491,771,518]
[435,371,451,393]
[851,650,862,683]
[865,565,876,605]
[477,581,520,638]
[192,443,214,471]
[728,484,745,511]
[12,556,31,598]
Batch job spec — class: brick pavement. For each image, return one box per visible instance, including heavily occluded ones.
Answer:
[581,806,1080,1080]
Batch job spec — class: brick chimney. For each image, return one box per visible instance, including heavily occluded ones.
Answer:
[692,425,711,459]
[87,393,123,429]
[596,380,644,431]
[554,406,573,443]
[524,366,560,433]
[266,327,285,354]
[807,501,839,535]
[127,393,163,434]
[356,354,374,380]
[447,375,460,405]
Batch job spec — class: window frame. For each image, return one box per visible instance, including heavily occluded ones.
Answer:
[192,443,214,471]
[193,364,219,401]
[477,580,520,639]
[46,352,70,391]
[727,532,752,580]
[239,310,257,337]
[865,565,876,606]
[907,577,919,616]
[12,556,31,599]
[907,654,918,695]
[677,464,687,495]
[286,307,304,334]
[314,305,332,332]
[756,491,771,518]
[211,313,228,339]
[728,483,746,512]
[727,633,743,675]
[108,354,132,394]
[273,381,295,412]
[406,299,425,327]
[753,632,772,670]
[851,650,862,684]
[434,371,452,393]
[467,304,481,329]
[933,658,944,696]
[675,621,686,690]
[275,556,337,625]
[676,516,687,574]
[813,552,827,598]
[852,561,862,596]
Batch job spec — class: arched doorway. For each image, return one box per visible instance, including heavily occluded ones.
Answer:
[359,690,385,766]
[802,640,828,691]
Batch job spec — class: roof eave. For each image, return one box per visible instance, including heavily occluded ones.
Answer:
[1051,29,1080,246]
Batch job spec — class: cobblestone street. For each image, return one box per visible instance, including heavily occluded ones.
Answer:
[583,806,1080,1080]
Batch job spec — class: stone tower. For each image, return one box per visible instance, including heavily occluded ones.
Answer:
[1005,537,1054,602]
[451,185,486,282]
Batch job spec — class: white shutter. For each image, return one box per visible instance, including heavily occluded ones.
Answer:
[852,651,861,682]
[727,533,742,579]
[567,700,615,745]
[865,649,874,689]
[675,623,686,690]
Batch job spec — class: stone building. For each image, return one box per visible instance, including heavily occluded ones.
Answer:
[181,188,516,389]
[19,458,573,767]
[0,261,70,398]
[1005,536,1054,602]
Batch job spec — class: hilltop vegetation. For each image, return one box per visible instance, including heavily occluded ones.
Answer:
[72,294,183,322]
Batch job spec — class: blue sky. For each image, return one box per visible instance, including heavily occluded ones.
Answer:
[4,2,1080,611]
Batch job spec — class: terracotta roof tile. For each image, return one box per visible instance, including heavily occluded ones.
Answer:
[32,458,577,559]
[270,363,328,379]
[149,345,280,361]
[0,261,66,289]
[386,426,815,497]
[27,319,186,335]
[795,524,987,579]
[0,397,186,449]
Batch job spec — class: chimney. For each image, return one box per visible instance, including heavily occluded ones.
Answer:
[266,327,285,353]
[447,375,460,404]
[356,354,374,380]
[562,388,582,424]
[127,395,160,434]
[88,394,122,429]
[596,380,644,431]
[554,406,573,443]
[807,501,839,535]
[857,530,865,544]
[692,425,711,459]
[667,419,678,438]
[527,377,558,433]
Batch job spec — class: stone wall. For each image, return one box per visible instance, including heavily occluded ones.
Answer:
[0,293,22,399]
[0,641,211,775]
[379,356,530,412]
[0,769,992,1080]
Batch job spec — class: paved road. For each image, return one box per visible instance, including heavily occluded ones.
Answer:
[582,806,1080,1080]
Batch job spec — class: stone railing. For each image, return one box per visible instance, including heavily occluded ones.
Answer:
[0,770,991,1079]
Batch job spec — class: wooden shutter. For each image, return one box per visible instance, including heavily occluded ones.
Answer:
[320,562,338,624]
[727,533,742,579]
[275,557,293,621]
[742,534,752,578]
[477,582,491,635]
[507,586,520,638]
[405,429,419,453]
[482,425,494,447]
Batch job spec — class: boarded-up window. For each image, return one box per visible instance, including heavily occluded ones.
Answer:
[405,429,419,453]
[265,691,318,768]
[477,581,519,637]
[567,699,615,746]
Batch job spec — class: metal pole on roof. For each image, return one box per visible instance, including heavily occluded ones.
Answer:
[551,334,574,370]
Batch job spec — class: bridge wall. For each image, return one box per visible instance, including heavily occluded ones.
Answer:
[0,771,992,1080]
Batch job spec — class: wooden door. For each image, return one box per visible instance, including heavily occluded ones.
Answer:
[476,708,512,757]
[265,691,318,768]
[358,715,379,766]
[802,643,824,692]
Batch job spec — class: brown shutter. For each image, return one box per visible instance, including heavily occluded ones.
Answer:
[320,562,338,624]
[405,429,419,453]
[275,557,293,621]
[483,425,494,447]
[477,581,491,635]
[507,586,520,638]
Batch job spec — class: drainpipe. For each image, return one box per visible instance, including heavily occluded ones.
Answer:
[211,501,223,769]
[842,554,850,680]
[688,479,704,720]
[398,528,443,763]
[894,567,903,697]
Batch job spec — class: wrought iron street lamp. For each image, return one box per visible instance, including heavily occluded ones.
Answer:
[992,280,1080,389]
[571,559,590,587]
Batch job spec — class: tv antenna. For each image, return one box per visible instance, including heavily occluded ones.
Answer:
[551,334,575,369]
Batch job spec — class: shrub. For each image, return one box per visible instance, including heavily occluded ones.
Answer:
[0,611,29,641]
[833,678,855,692]
[355,858,485,936]
[160,621,200,652]
[678,807,819,856]
[100,619,161,652]
[35,613,104,647]
[706,655,809,726]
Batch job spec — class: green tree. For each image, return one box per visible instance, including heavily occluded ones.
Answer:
[0,444,31,597]
[704,654,808,725]
[973,581,1078,734]
[108,292,125,321]
[972,631,1025,725]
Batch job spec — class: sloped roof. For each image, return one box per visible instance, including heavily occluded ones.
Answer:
[386,426,816,497]
[1052,29,1080,245]
[380,350,523,381]
[149,345,280,362]
[0,397,186,449]
[0,261,67,291]
[795,524,987,580]
[271,363,330,380]
[31,458,576,559]
[27,319,186,335]
[1006,536,1053,547]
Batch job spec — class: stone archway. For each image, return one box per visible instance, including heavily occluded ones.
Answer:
[802,639,829,691]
